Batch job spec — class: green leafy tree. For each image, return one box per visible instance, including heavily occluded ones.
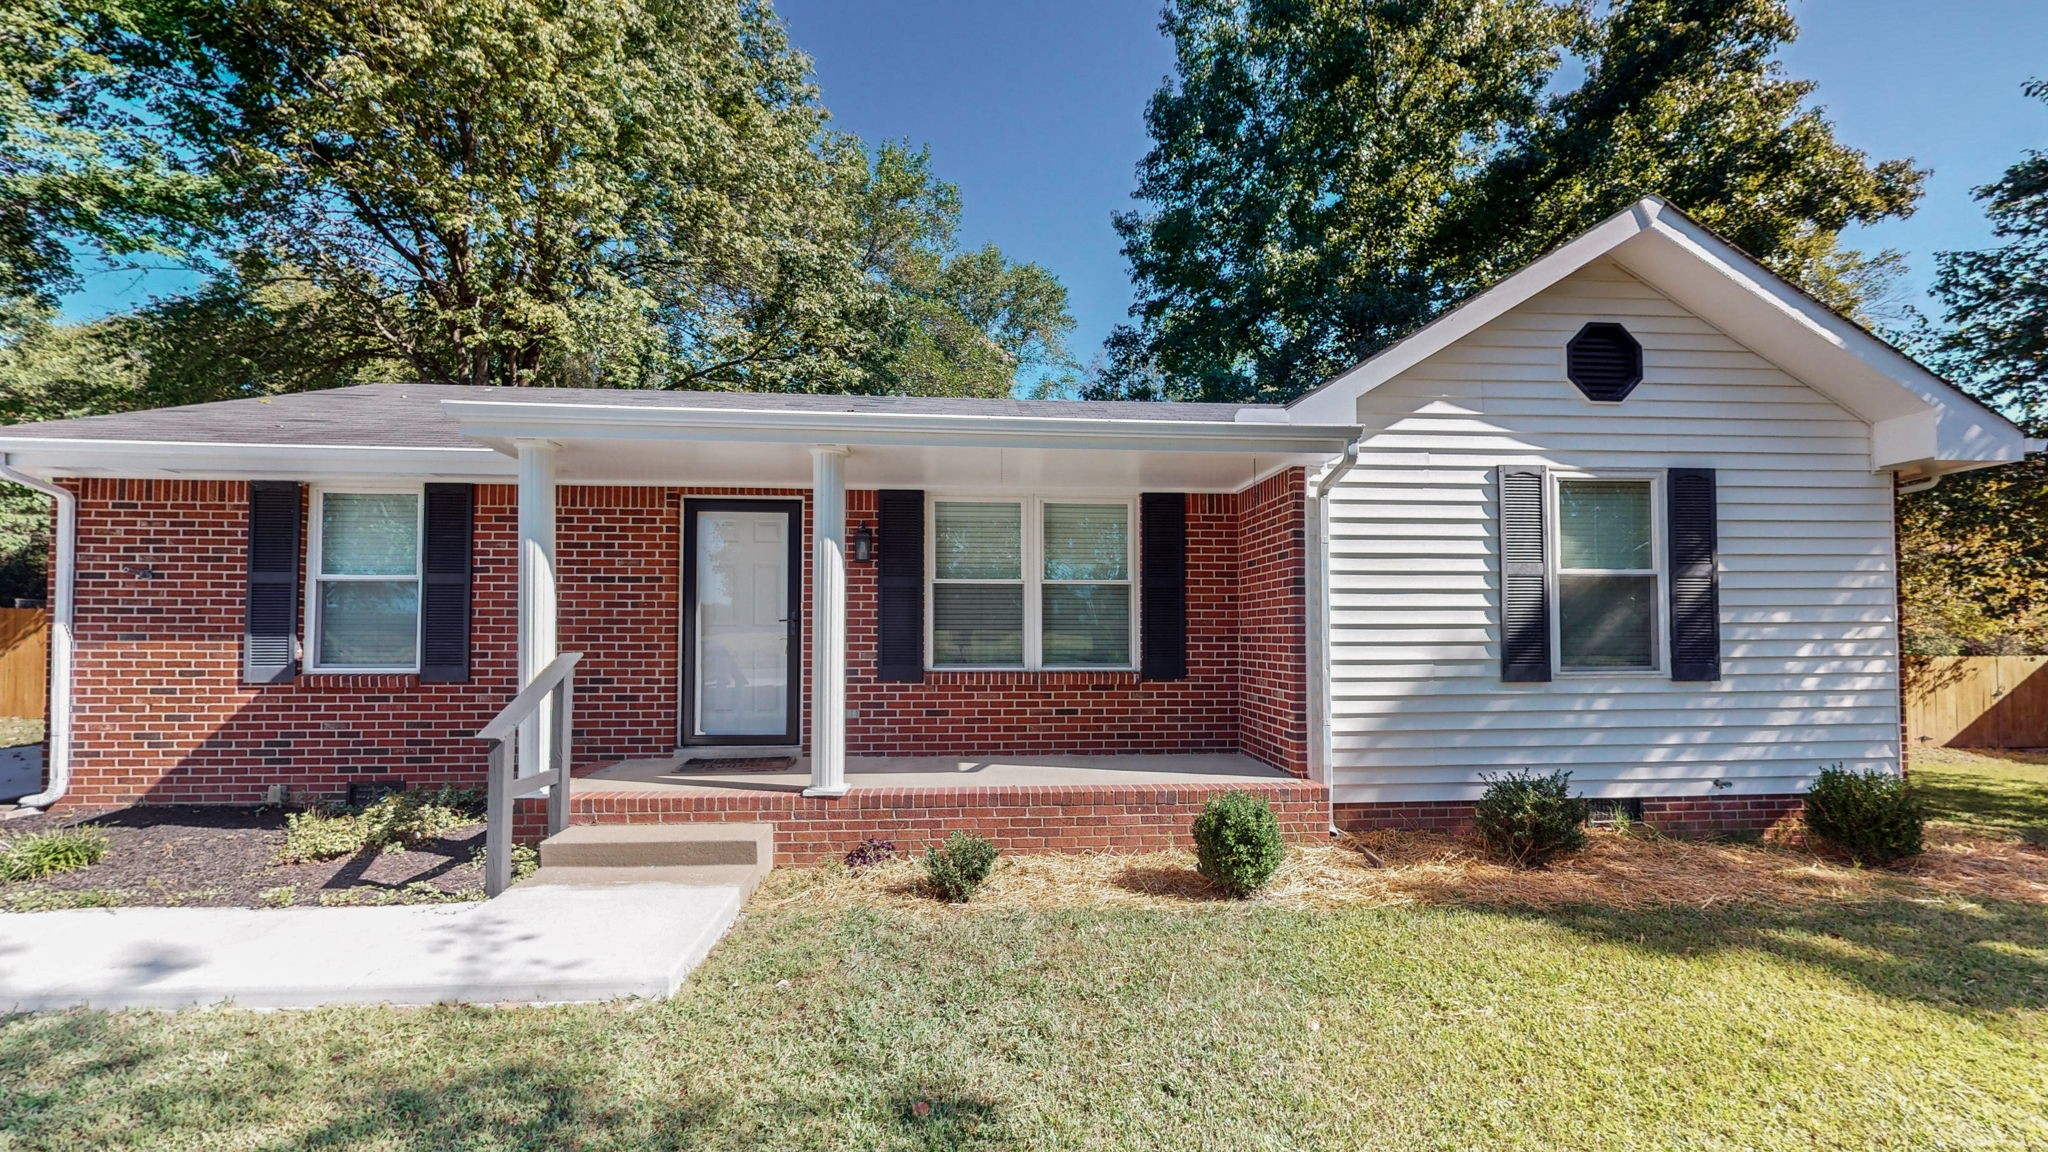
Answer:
[846,142,1077,397]
[1,0,217,308]
[1899,80,2048,656]
[1100,0,1924,403]
[91,0,874,389]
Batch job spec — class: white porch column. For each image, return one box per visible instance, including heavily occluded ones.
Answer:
[806,445,850,797]
[516,440,559,778]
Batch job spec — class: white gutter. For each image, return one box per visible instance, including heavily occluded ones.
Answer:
[0,440,513,481]
[1305,438,1362,835]
[0,455,73,809]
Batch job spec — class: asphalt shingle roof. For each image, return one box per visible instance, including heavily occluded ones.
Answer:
[0,383,1258,448]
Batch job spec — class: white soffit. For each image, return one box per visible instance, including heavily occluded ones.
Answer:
[1286,197,2030,473]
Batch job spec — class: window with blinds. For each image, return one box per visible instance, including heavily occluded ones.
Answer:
[930,499,1134,669]
[311,490,423,670]
[1555,478,1660,671]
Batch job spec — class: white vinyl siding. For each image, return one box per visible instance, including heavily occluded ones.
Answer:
[1324,258,1899,804]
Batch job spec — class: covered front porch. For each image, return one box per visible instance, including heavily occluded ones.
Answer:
[470,391,1353,813]
[518,751,1328,864]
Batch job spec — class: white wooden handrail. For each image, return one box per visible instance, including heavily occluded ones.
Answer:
[476,651,583,896]
[475,651,583,743]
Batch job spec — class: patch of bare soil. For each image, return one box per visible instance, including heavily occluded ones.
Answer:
[0,806,487,909]
[758,825,2048,914]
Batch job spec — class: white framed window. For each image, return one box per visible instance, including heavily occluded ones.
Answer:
[1550,473,1664,674]
[928,497,1135,670]
[307,487,424,672]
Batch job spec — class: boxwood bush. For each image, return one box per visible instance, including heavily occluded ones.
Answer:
[1473,769,1588,867]
[1192,791,1285,897]
[1803,764,1925,867]
[923,831,999,902]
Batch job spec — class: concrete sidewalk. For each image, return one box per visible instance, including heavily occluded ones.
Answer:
[0,880,744,1011]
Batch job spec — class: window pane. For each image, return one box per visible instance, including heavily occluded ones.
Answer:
[322,493,419,576]
[1043,503,1129,581]
[1559,574,1656,669]
[1558,480,1652,570]
[934,502,1021,580]
[1042,584,1130,666]
[318,580,419,667]
[932,584,1024,665]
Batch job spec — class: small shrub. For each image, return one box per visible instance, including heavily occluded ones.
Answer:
[277,787,481,863]
[843,837,896,871]
[0,826,109,882]
[1191,791,1285,897]
[1804,764,1925,866]
[1474,770,1588,867]
[923,832,999,902]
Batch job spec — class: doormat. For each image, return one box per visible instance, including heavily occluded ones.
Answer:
[686,758,798,773]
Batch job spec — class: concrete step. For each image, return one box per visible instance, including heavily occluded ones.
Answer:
[520,863,769,902]
[539,822,774,870]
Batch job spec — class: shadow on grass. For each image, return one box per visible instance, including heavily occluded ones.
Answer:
[1916,771,2048,838]
[1505,893,2048,1016]
[0,1021,704,1151]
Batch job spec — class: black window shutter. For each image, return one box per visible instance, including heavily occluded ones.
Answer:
[420,483,475,683]
[876,489,925,682]
[244,481,301,684]
[1140,492,1188,680]
[1667,468,1721,681]
[1498,466,1551,682]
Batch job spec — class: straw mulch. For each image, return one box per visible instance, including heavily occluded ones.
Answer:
[755,825,2048,915]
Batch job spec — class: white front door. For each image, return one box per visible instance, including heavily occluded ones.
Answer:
[685,501,799,743]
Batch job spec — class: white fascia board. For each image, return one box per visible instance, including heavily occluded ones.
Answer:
[443,399,1357,457]
[1281,195,2032,471]
[1630,215,2029,468]
[0,439,515,482]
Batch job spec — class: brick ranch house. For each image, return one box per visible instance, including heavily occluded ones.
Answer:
[0,200,2034,863]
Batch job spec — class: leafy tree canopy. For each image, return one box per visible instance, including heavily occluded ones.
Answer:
[3,0,1071,395]
[1899,80,2048,656]
[1098,0,1925,403]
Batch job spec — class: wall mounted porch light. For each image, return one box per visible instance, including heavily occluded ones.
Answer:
[852,524,876,563]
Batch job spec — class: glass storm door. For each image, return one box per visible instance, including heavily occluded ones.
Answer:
[683,500,800,744]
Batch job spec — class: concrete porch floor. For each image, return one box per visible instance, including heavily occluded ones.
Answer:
[583,752,1290,794]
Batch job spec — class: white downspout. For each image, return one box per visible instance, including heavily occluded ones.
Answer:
[0,455,73,810]
[1305,437,1361,836]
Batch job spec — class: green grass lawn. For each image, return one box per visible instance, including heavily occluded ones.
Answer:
[2,755,2045,1151]
[1915,747,2048,842]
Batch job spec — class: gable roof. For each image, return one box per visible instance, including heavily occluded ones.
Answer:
[1286,197,2036,478]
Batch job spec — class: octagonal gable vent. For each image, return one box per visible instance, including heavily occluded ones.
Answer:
[1566,322,1643,402]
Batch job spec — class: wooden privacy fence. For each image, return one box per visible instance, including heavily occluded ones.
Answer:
[1905,656,2048,749]
[0,607,48,720]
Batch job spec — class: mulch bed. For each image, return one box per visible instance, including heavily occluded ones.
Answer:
[0,806,488,909]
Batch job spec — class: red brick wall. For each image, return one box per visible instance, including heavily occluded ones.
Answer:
[1236,469,1309,774]
[59,474,1313,806]
[523,778,1330,865]
[840,489,1247,759]
[1334,794,1805,838]
[559,486,812,767]
[63,479,518,807]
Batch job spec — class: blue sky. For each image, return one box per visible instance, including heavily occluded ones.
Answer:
[62,0,2048,367]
